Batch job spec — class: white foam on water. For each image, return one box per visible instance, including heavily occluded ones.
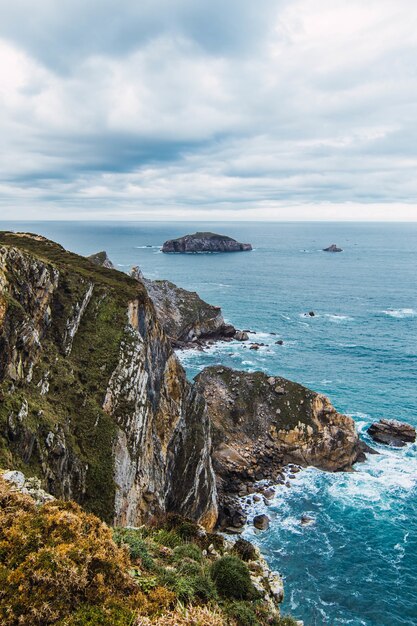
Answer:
[135,245,161,249]
[382,308,417,318]
[324,313,354,323]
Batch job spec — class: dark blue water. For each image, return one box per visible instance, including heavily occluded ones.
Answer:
[2,221,417,626]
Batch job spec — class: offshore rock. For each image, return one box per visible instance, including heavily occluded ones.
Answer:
[323,244,343,252]
[368,419,416,447]
[162,232,252,253]
[194,366,364,529]
[0,232,217,529]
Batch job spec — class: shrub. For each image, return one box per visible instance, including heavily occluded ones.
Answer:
[153,529,183,548]
[223,600,259,626]
[113,528,154,569]
[173,543,202,563]
[135,605,226,625]
[210,556,255,600]
[232,538,257,562]
[0,478,137,625]
[57,603,135,626]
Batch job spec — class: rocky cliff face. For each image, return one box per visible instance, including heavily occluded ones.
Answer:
[194,366,365,528]
[0,232,217,528]
[129,266,236,347]
[162,232,252,253]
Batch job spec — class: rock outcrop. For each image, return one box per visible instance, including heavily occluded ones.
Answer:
[323,244,343,252]
[162,232,252,253]
[194,366,366,529]
[368,419,416,447]
[0,232,217,529]
[130,268,237,347]
[87,250,115,269]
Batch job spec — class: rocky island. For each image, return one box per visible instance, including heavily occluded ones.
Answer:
[162,231,252,253]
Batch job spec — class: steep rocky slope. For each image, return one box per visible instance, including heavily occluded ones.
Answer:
[195,366,366,529]
[0,232,217,528]
[130,266,236,347]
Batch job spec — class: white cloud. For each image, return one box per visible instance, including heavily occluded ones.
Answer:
[0,0,417,220]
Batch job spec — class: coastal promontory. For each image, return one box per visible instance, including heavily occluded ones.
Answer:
[162,232,252,253]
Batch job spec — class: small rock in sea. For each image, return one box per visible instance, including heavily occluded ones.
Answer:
[235,330,249,341]
[253,514,270,531]
[368,419,416,447]
[275,339,284,345]
[301,514,315,526]
[323,243,343,252]
[249,344,260,350]
[308,311,315,317]
[263,487,275,500]
[253,494,262,502]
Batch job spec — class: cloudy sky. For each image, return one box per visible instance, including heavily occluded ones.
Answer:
[1,0,417,221]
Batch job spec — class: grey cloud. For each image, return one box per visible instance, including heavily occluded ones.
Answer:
[0,0,285,72]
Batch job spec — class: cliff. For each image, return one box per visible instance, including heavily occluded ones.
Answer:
[194,366,365,529]
[0,232,217,528]
[129,266,236,347]
[162,232,252,253]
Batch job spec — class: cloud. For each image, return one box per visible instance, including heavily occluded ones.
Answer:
[0,0,417,220]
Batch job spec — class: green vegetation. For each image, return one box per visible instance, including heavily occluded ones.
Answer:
[210,556,256,600]
[0,477,298,625]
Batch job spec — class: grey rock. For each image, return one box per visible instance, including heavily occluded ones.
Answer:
[162,232,252,253]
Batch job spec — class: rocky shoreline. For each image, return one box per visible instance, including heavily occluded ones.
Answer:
[5,232,415,625]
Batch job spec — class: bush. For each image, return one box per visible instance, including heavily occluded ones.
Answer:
[223,601,259,626]
[210,556,255,600]
[173,543,202,563]
[57,603,135,626]
[113,528,154,569]
[0,478,137,625]
[232,538,257,562]
[153,529,183,548]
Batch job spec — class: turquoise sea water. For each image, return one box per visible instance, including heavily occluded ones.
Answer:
[1,221,416,626]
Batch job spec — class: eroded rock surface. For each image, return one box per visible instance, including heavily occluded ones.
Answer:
[0,232,217,529]
[195,366,366,529]
[368,419,416,447]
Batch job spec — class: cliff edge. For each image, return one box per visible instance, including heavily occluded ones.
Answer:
[0,232,217,528]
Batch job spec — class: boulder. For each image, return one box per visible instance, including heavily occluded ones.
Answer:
[235,330,249,341]
[253,514,270,530]
[368,419,416,447]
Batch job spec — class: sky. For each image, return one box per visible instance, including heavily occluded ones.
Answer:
[1,0,417,221]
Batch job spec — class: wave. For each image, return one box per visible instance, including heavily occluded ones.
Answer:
[382,308,417,318]
[135,245,161,249]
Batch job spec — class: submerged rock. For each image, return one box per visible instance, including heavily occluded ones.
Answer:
[162,232,252,253]
[368,419,416,447]
[323,244,343,252]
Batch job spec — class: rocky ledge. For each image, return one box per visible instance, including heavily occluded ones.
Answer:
[194,366,369,530]
[368,419,416,447]
[162,232,252,253]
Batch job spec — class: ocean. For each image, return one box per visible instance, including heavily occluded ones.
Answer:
[1,220,416,626]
